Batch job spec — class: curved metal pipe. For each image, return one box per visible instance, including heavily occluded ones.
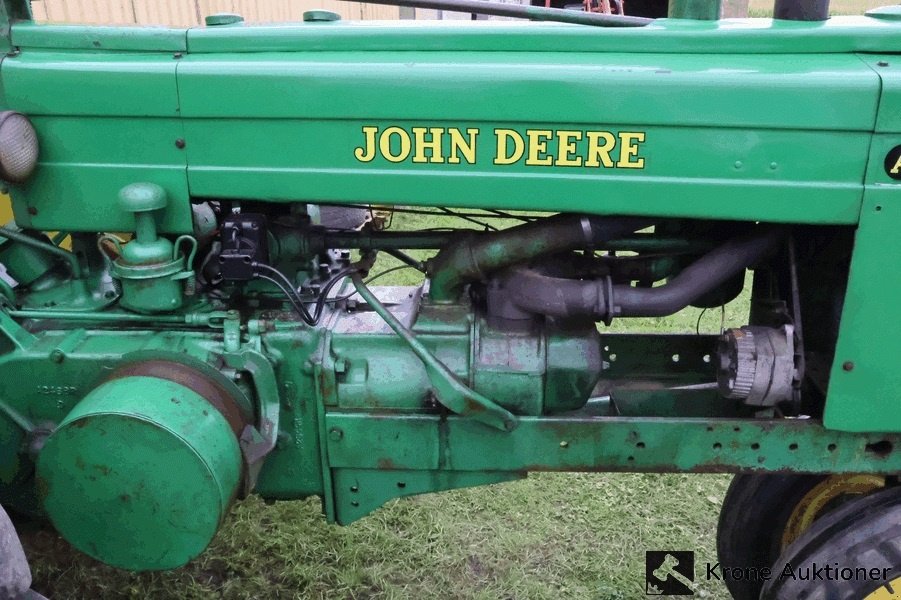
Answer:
[501,225,786,321]
[427,215,650,302]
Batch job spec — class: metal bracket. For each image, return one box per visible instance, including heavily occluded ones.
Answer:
[223,348,282,493]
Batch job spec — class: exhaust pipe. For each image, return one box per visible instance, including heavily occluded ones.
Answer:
[773,0,829,20]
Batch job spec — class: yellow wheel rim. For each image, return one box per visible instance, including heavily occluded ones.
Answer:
[780,474,886,551]
[866,576,901,599]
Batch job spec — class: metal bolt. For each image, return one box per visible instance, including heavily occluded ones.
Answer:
[27,206,37,216]
[49,349,64,364]
[173,52,184,59]
[559,441,569,448]
[842,361,855,372]
[175,138,186,149]
[328,427,344,442]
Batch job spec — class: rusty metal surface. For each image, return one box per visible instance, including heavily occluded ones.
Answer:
[108,360,251,435]
[325,413,901,475]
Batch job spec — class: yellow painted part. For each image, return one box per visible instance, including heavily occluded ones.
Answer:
[0,194,12,225]
[781,474,886,551]
[0,194,72,250]
[866,576,901,599]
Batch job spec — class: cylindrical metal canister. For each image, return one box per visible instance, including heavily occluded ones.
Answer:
[36,374,242,571]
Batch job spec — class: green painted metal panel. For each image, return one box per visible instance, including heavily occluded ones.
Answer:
[175,51,875,223]
[7,117,191,233]
[0,27,882,230]
[11,23,187,52]
[325,413,901,474]
[176,52,875,129]
[866,55,901,133]
[332,469,520,525]
[1,51,180,116]
[184,17,901,55]
[0,49,191,232]
[825,190,901,432]
[182,119,866,222]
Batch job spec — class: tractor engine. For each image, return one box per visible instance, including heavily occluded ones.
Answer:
[0,191,817,569]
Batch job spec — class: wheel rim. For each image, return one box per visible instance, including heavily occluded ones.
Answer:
[780,474,886,551]
[865,576,901,599]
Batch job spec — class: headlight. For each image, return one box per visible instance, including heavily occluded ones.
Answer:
[0,111,38,184]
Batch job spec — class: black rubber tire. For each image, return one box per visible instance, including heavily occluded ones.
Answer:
[717,474,829,600]
[761,485,901,599]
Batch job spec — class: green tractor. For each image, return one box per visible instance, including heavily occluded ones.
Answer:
[0,0,899,597]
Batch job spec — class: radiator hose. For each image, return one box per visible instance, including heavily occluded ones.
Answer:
[495,224,785,321]
[426,214,650,302]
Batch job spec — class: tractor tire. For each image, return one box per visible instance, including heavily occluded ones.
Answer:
[0,504,31,600]
[716,474,886,600]
[761,485,901,600]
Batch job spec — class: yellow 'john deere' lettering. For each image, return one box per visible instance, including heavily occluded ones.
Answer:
[352,126,646,169]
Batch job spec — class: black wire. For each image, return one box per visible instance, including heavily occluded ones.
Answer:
[439,207,497,231]
[254,263,309,307]
[695,308,708,335]
[485,209,536,222]
[307,267,357,324]
[254,262,364,325]
[254,272,316,325]
[326,265,420,304]
[322,203,547,221]
[254,262,328,324]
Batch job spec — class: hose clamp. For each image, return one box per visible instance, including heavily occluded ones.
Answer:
[597,275,615,326]
[580,217,594,252]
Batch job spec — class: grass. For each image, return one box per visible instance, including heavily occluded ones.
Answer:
[748,0,888,16]
[21,210,749,599]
